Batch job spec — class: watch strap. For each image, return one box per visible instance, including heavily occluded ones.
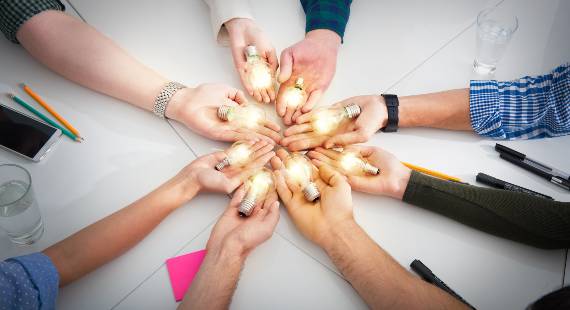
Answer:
[381,94,399,132]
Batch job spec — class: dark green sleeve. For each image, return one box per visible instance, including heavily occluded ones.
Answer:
[300,0,352,41]
[0,0,65,44]
[403,171,570,249]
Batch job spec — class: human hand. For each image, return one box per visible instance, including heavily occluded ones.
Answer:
[225,18,278,103]
[166,83,281,144]
[307,146,411,200]
[276,30,341,125]
[206,185,280,256]
[281,95,387,151]
[271,148,353,246]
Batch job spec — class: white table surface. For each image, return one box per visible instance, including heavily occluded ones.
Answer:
[0,0,568,309]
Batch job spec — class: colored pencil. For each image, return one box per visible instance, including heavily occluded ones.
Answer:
[8,93,81,142]
[22,83,83,140]
[402,162,462,182]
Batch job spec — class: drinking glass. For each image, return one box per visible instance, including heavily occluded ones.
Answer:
[0,164,44,245]
[473,7,518,74]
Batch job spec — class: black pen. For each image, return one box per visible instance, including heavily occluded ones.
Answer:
[410,259,476,309]
[476,172,553,200]
[499,152,570,191]
[495,144,570,181]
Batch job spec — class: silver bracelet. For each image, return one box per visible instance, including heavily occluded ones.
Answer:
[152,81,186,118]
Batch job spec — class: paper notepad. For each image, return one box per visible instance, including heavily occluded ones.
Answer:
[166,249,207,302]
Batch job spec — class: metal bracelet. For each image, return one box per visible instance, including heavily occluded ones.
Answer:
[152,81,186,118]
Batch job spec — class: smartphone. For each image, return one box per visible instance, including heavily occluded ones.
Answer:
[0,103,61,162]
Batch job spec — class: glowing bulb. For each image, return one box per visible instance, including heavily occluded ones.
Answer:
[239,168,274,217]
[282,78,307,108]
[284,153,320,201]
[217,103,266,129]
[311,103,361,135]
[340,151,380,175]
[215,141,254,171]
[245,45,273,90]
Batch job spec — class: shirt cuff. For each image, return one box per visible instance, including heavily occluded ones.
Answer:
[469,79,505,138]
[206,0,254,46]
[303,0,351,41]
[8,253,59,309]
[0,0,65,44]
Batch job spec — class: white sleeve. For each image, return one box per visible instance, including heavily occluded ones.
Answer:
[202,0,254,45]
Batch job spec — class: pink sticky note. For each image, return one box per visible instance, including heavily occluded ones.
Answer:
[166,249,207,302]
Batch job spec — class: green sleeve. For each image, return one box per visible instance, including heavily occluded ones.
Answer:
[301,0,352,41]
[403,171,570,249]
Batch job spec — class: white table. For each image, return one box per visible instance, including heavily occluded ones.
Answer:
[0,0,568,309]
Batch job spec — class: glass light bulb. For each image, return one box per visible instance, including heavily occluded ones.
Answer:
[245,45,273,90]
[284,153,320,201]
[239,168,274,216]
[311,103,361,135]
[340,151,380,175]
[217,103,266,129]
[215,141,253,170]
[282,78,306,108]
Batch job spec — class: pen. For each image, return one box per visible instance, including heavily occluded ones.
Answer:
[476,172,553,200]
[410,259,476,309]
[499,152,570,191]
[495,144,570,181]
[8,93,81,142]
[402,162,462,183]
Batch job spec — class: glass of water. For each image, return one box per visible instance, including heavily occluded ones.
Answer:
[0,164,44,245]
[473,7,518,74]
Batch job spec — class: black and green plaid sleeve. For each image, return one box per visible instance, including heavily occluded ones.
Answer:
[300,0,352,41]
[0,0,65,44]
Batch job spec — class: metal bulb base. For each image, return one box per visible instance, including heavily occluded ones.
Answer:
[245,45,258,58]
[303,182,320,202]
[362,162,380,175]
[239,196,256,217]
[215,157,231,171]
[217,105,231,121]
[344,104,361,119]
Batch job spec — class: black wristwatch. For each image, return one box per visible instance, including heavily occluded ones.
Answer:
[381,94,399,132]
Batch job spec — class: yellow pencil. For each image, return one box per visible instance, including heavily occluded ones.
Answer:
[22,83,84,140]
[402,162,462,183]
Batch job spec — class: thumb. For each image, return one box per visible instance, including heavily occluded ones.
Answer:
[319,165,346,188]
[278,49,293,83]
[324,131,367,149]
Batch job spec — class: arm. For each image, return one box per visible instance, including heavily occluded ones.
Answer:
[301,0,352,42]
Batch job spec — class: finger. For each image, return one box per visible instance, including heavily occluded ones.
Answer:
[198,151,229,166]
[319,164,346,188]
[229,185,246,208]
[278,49,293,83]
[230,88,249,106]
[250,140,269,153]
[324,131,367,149]
[284,135,327,152]
[275,148,290,162]
[314,147,343,160]
[267,85,276,102]
[266,48,279,73]
[262,188,278,210]
[306,151,340,168]
[261,202,280,231]
[284,123,312,137]
[273,170,292,202]
[249,151,276,169]
[270,155,283,170]
[261,88,270,104]
[346,175,372,193]
[261,118,281,132]
[255,126,282,144]
[283,106,296,126]
[253,90,263,103]
[295,110,313,124]
[219,130,258,143]
[253,143,275,159]
[235,128,274,144]
[311,158,340,171]
[276,86,288,117]
[302,90,322,113]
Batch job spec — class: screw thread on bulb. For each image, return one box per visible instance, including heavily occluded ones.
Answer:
[238,196,256,217]
[303,182,320,202]
[245,45,259,58]
[215,157,231,171]
[344,104,361,119]
[294,77,304,89]
[217,105,232,121]
[362,162,380,175]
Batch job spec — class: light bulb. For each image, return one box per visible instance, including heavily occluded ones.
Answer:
[282,78,307,109]
[239,168,274,217]
[311,103,361,135]
[244,45,273,90]
[340,151,380,175]
[215,141,254,171]
[217,103,266,129]
[284,153,320,201]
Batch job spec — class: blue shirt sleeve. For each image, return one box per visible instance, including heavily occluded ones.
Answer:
[469,63,570,140]
[0,253,59,310]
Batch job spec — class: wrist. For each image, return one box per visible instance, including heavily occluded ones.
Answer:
[377,95,389,129]
[389,167,412,200]
[305,29,341,51]
[165,86,194,120]
[224,18,255,35]
[211,237,248,263]
[320,219,360,252]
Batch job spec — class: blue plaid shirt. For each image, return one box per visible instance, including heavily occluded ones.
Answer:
[470,63,570,139]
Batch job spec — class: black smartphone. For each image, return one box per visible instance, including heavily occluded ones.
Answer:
[0,103,61,162]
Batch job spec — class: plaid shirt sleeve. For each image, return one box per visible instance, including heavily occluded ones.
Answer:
[0,0,65,44]
[469,63,570,140]
[300,0,352,41]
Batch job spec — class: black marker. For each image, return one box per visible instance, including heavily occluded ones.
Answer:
[476,173,553,200]
[499,152,570,191]
[410,259,476,309]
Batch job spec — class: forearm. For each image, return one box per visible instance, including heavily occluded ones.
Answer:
[322,220,465,309]
[301,0,352,41]
[43,177,198,286]
[398,89,471,130]
[403,171,570,249]
[17,11,168,112]
[179,243,245,309]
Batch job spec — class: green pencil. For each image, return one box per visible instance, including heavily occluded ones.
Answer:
[8,93,81,142]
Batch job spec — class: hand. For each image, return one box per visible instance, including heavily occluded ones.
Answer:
[282,95,387,151]
[276,30,341,126]
[271,148,353,246]
[166,83,281,144]
[225,18,278,103]
[206,185,280,256]
[170,140,276,204]
[307,146,411,200]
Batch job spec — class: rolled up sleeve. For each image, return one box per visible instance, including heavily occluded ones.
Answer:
[0,0,65,44]
[202,0,254,45]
